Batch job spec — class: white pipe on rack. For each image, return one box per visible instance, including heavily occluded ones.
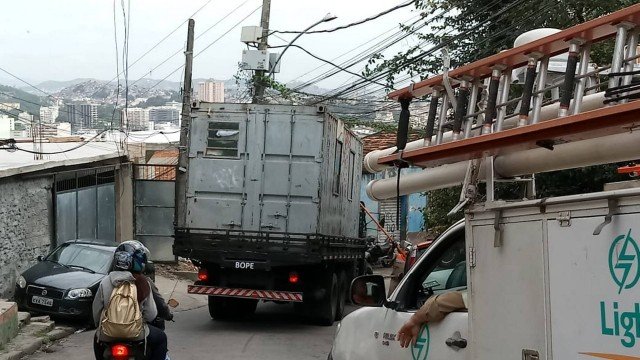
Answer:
[366,130,640,201]
[363,91,606,174]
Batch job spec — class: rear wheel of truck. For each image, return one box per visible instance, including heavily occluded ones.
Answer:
[208,297,258,320]
[208,297,229,320]
[316,272,338,326]
[335,270,348,320]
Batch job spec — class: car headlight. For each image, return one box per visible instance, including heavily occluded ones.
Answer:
[66,288,92,300]
[17,276,26,289]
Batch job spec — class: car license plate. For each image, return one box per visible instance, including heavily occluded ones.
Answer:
[32,296,53,307]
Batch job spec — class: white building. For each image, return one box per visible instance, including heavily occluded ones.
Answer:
[39,106,59,123]
[0,114,15,139]
[148,106,179,125]
[67,104,98,129]
[197,80,225,102]
[122,108,150,131]
[0,103,20,111]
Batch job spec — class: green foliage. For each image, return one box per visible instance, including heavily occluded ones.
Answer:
[137,92,180,108]
[343,118,399,133]
[0,84,51,115]
[365,0,635,87]
[424,186,464,234]
[536,164,628,197]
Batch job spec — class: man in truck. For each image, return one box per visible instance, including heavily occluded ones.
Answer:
[397,290,468,348]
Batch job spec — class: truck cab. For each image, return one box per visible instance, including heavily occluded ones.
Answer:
[331,189,640,359]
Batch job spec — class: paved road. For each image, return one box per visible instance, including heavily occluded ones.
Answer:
[27,301,350,360]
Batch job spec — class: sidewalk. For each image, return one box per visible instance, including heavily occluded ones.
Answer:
[154,275,207,313]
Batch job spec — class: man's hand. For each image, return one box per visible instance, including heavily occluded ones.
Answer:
[398,316,422,348]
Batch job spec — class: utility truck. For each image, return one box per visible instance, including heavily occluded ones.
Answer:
[331,4,640,359]
[173,102,365,325]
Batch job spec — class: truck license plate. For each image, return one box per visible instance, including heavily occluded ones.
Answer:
[32,296,53,307]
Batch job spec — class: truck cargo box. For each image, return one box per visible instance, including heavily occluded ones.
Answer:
[174,103,364,264]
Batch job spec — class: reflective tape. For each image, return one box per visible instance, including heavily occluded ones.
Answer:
[187,285,303,302]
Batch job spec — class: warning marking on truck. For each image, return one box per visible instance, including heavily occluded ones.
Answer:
[188,285,303,302]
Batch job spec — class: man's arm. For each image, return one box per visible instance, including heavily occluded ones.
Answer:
[92,282,104,327]
[398,291,467,348]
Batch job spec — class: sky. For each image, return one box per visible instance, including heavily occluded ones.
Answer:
[0,0,422,91]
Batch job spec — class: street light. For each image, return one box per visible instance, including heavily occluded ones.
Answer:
[268,13,337,76]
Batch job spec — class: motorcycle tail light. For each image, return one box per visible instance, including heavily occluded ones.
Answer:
[111,344,129,359]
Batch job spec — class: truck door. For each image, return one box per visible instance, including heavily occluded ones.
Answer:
[334,225,468,360]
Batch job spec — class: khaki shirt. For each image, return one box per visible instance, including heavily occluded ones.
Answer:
[412,290,468,324]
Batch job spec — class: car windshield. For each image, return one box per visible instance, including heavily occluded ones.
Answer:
[46,243,113,274]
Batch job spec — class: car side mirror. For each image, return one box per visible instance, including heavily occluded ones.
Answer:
[37,255,43,262]
[350,275,386,307]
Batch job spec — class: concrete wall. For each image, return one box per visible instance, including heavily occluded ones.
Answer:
[0,177,52,298]
[115,163,134,242]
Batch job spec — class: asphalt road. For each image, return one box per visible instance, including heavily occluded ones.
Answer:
[27,301,352,360]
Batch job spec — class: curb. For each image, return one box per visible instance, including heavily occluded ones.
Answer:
[0,324,76,360]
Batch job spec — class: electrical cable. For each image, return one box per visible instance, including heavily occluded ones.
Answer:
[271,0,416,35]
[128,1,251,89]
[268,44,388,88]
[310,0,536,104]
[139,5,262,96]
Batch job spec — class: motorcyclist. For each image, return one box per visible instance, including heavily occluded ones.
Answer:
[92,242,168,360]
[120,241,174,330]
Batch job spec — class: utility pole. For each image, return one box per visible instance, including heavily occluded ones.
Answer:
[252,0,271,104]
[176,18,195,229]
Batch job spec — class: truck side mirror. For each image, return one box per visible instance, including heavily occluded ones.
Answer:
[350,275,386,307]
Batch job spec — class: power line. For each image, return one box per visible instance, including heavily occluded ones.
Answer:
[271,0,416,35]
[268,44,389,88]
[128,1,252,89]
[310,0,535,104]
[284,13,422,86]
[139,4,263,96]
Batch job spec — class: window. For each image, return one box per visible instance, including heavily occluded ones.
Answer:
[348,150,356,200]
[400,227,466,310]
[333,140,343,195]
[47,244,114,274]
[206,121,240,158]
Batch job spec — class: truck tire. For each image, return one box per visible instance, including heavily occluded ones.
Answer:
[316,272,338,326]
[335,271,348,320]
[209,297,258,320]
[208,297,231,320]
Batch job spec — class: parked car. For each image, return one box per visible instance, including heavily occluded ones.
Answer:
[14,239,155,324]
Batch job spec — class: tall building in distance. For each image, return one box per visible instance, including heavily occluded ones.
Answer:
[122,108,150,131]
[197,80,225,102]
[148,107,179,125]
[0,114,15,139]
[66,104,97,129]
[39,106,59,123]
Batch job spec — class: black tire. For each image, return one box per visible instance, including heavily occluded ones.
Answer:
[336,271,348,320]
[208,297,257,320]
[208,296,231,320]
[316,272,338,326]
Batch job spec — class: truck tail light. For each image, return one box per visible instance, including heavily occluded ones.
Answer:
[198,268,209,282]
[288,272,300,284]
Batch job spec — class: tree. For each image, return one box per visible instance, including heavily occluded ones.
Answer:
[365,0,635,85]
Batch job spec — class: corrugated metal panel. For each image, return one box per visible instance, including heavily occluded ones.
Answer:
[186,104,342,235]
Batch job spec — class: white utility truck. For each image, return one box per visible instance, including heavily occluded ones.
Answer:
[331,4,640,360]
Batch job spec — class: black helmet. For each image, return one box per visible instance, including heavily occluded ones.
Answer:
[113,241,148,273]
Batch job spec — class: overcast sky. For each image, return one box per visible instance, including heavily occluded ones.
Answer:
[0,0,421,91]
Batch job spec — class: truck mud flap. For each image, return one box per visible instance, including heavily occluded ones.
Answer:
[187,285,303,302]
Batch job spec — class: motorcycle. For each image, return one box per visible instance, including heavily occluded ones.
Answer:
[97,299,178,360]
[365,237,397,268]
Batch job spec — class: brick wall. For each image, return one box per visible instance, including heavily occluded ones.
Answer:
[0,177,52,298]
